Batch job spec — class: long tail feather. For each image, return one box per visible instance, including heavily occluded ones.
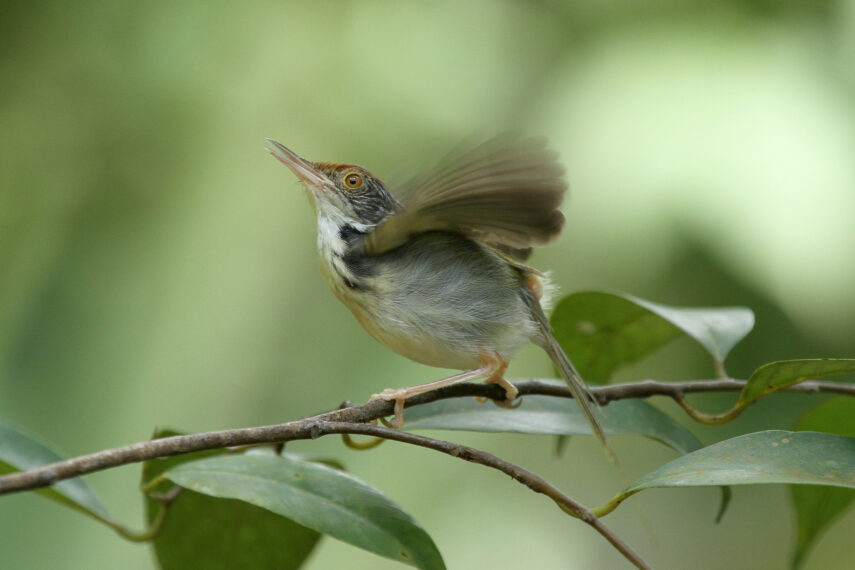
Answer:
[522,289,621,467]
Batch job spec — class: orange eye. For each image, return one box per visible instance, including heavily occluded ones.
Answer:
[343,171,363,189]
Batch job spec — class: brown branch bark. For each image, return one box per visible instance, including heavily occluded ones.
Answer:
[1,377,850,496]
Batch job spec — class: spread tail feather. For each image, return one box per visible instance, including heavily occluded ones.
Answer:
[522,289,621,467]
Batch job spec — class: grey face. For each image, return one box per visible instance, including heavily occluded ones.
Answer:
[264,139,399,227]
[313,163,399,225]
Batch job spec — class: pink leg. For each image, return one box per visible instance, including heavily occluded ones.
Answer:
[371,353,508,428]
[477,361,521,409]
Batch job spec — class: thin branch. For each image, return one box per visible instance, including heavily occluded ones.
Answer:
[319,422,649,569]
[1,377,851,497]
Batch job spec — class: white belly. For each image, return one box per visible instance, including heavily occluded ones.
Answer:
[317,237,538,371]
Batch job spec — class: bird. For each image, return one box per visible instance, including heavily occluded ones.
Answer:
[265,134,615,462]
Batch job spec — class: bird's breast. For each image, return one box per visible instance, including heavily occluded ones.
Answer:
[316,231,540,371]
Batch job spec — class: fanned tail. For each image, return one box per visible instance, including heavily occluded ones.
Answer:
[522,289,621,468]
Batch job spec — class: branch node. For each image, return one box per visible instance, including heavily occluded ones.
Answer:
[308,421,323,440]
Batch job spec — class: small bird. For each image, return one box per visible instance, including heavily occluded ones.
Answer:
[266,134,615,460]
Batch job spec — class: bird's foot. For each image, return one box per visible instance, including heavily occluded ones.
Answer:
[369,358,510,427]
[369,390,407,428]
[475,376,521,409]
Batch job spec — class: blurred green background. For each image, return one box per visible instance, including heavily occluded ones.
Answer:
[2,1,854,568]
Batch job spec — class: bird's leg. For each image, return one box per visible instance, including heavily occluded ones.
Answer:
[370,354,505,428]
[474,356,520,409]
[478,276,540,409]
[475,273,539,411]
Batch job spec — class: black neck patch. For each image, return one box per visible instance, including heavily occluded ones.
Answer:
[338,224,364,245]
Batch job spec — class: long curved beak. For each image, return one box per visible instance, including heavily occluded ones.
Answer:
[264,139,331,189]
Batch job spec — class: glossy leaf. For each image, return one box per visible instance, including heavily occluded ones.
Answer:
[550,292,753,383]
[551,292,682,383]
[403,391,702,455]
[162,454,445,570]
[142,430,321,570]
[629,295,754,364]
[595,431,855,517]
[0,420,111,523]
[790,399,855,568]
[737,359,855,408]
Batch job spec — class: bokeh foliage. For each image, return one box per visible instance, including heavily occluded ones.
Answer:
[2,1,854,568]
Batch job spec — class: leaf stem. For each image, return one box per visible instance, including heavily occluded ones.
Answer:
[674,396,744,426]
[341,434,385,450]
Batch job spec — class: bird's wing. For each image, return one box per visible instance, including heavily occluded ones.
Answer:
[364,134,567,260]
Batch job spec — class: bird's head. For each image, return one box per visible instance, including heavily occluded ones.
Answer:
[266,139,397,229]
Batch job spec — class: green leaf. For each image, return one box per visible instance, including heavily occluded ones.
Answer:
[149,484,321,570]
[142,430,321,570]
[403,391,702,455]
[550,292,753,383]
[0,420,111,523]
[628,295,754,365]
[162,454,445,570]
[790,399,855,568]
[737,359,855,409]
[595,431,855,517]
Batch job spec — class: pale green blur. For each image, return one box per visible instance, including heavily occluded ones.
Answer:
[2,1,854,568]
